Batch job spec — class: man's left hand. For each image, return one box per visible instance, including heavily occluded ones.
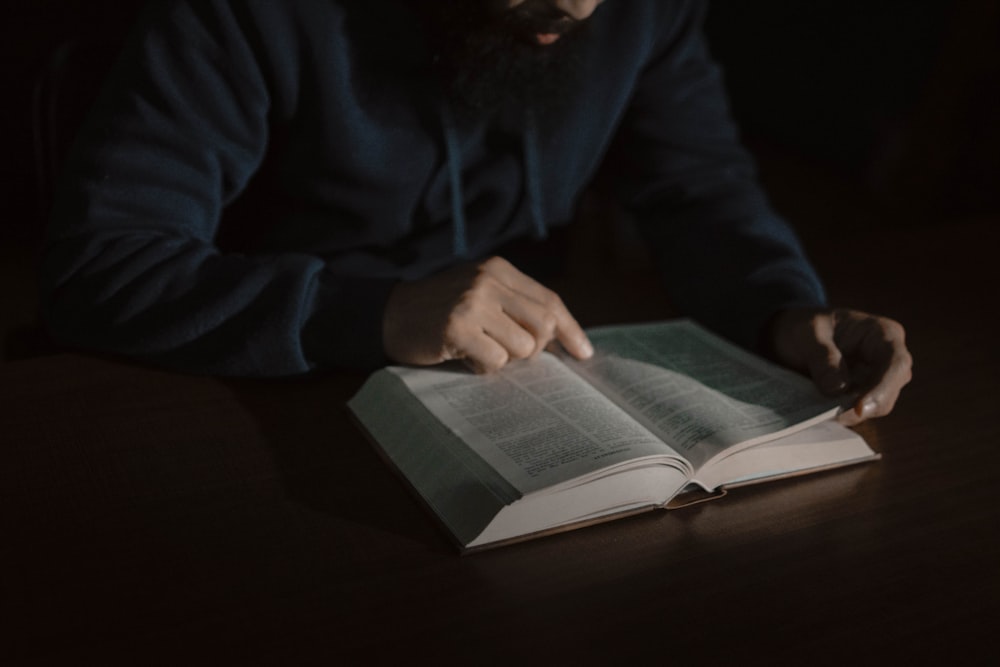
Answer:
[767,308,913,425]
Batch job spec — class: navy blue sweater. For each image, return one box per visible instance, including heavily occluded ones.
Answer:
[43,0,826,375]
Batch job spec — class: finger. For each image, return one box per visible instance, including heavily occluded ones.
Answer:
[481,307,542,361]
[846,321,912,422]
[799,313,850,395]
[832,313,912,423]
[836,405,864,427]
[486,257,592,359]
[492,288,560,358]
[552,308,593,360]
[456,330,511,374]
[508,294,592,360]
[434,259,539,366]
[438,296,517,372]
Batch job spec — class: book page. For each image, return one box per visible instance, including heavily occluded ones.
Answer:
[392,354,688,495]
[690,420,876,491]
[569,321,841,469]
[348,370,520,547]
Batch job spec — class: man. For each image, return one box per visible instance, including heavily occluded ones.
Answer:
[43,0,911,424]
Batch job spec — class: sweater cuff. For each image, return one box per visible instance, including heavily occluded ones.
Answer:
[301,272,398,371]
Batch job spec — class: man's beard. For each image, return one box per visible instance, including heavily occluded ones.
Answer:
[415,0,591,121]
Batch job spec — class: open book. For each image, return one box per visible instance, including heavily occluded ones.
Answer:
[348,320,878,552]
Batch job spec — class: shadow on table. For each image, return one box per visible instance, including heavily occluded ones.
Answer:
[223,371,454,553]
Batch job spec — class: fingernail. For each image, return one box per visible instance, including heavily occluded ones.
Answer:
[856,398,877,419]
[580,339,594,359]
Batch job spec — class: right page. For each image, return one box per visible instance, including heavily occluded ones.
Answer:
[690,420,876,492]
[567,320,844,470]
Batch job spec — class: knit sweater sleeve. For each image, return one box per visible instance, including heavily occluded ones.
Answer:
[612,0,828,352]
[41,0,394,376]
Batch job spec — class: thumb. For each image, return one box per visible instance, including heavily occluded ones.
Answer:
[805,317,850,395]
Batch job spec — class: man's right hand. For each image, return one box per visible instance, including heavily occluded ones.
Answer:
[382,256,593,373]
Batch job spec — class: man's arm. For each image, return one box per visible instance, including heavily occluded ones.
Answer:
[41,1,395,376]
[610,0,911,421]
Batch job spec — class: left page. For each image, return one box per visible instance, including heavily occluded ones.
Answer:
[392,354,691,495]
[348,369,521,547]
[350,359,692,550]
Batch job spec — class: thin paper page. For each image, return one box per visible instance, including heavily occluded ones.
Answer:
[392,354,684,495]
[569,321,841,468]
[691,420,876,490]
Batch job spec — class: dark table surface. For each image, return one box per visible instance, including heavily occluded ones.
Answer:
[3,220,999,664]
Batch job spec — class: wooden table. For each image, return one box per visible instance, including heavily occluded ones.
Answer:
[3,221,999,663]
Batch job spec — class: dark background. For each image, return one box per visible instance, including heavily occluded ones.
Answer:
[2,0,998,356]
